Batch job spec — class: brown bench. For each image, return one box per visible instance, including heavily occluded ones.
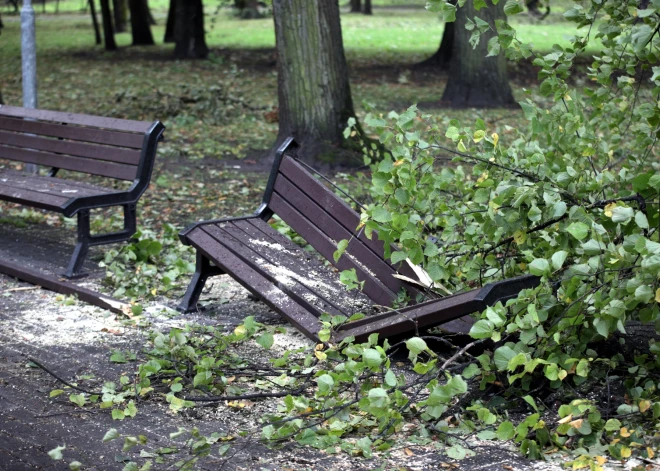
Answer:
[0,105,164,277]
[178,138,538,342]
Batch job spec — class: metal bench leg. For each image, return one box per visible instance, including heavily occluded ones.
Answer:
[63,209,91,279]
[177,251,223,313]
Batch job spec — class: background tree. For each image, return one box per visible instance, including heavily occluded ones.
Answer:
[363,0,372,15]
[89,0,102,45]
[99,0,117,50]
[440,0,514,107]
[174,0,209,59]
[113,0,127,33]
[128,0,154,45]
[350,0,361,13]
[164,0,175,43]
[272,0,359,164]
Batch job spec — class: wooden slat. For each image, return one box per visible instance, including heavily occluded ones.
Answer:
[274,173,413,296]
[0,145,137,181]
[203,223,347,318]
[0,258,131,315]
[334,290,482,342]
[0,184,70,211]
[269,192,396,306]
[0,105,152,134]
[0,170,118,199]
[0,116,144,149]
[0,130,141,165]
[186,228,323,340]
[278,156,422,284]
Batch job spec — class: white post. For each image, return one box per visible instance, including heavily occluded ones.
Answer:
[21,0,38,174]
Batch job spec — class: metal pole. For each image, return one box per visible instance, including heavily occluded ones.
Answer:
[21,0,39,174]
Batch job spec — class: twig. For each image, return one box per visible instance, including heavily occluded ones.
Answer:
[441,340,483,370]
[25,356,102,396]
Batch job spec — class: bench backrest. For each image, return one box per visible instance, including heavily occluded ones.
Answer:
[0,106,161,182]
[262,138,423,307]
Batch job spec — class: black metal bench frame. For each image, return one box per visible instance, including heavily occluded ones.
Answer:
[0,105,164,277]
[178,137,539,342]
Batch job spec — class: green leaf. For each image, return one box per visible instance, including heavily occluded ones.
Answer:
[316,374,334,395]
[112,409,126,420]
[529,258,550,276]
[48,445,66,460]
[469,319,494,339]
[405,337,428,355]
[256,332,274,350]
[69,461,83,471]
[384,369,397,387]
[566,222,589,240]
[362,348,382,368]
[50,389,65,398]
[69,394,86,407]
[372,207,392,223]
[494,346,516,371]
[551,251,568,270]
[496,421,515,440]
[504,0,524,15]
[635,285,654,303]
[103,428,120,442]
[611,206,634,224]
[635,212,649,229]
[333,239,348,263]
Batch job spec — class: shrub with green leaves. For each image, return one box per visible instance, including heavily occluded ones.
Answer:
[340,0,660,462]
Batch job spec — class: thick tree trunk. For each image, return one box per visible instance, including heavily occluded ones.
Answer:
[99,0,117,50]
[174,0,208,59]
[113,0,128,33]
[350,0,361,13]
[416,21,454,68]
[441,0,514,108]
[128,0,155,45]
[164,0,175,43]
[145,0,156,25]
[89,0,102,45]
[363,0,372,15]
[272,0,358,164]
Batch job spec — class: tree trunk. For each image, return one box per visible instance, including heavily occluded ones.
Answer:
[99,0,117,51]
[441,0,515,108]
[145,0,156,25]
[128,0,155,45]
[362,0,372,15]
[113,0,127,33]
[272,0,358,164]
[416,21,454,68]
[350,0,361,13]
[174,0,209,59]
[164,0,175,42]
[89,0,102,45]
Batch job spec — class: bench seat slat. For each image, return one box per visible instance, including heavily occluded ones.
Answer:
[0,117,144,149]
[0,130,141,165]
[186,227,324,339]
[203,223,350,318]
[225,219,375,315]
[278,156,423,285]
[0,106,152,134]
[0,170,120,199]
[269,192,396,306]
[0,145,137,181]
[274,173,414,296]
[0,184,70,211]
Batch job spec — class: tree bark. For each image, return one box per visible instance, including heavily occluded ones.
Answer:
[441,0,515,108]
[350,0,361,13]
[174,0,209,59]
[128,0,155,45]
[113,0,127,33]
[416,21,454,68]
[362,0,372,15]
[99,0,117,50]
[89,0,102,45]
[272,0,359,164]
[164,0,175,43]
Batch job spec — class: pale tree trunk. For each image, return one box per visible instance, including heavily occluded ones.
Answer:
[272,0,358,164]
[113,0,127,33]
[100,0,117,50]
[441,0,514,108]
[128,0,154,45]
[174,0,208,59]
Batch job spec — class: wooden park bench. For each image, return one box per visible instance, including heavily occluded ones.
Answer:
[0,105,164,278]
[178,137,539,342]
